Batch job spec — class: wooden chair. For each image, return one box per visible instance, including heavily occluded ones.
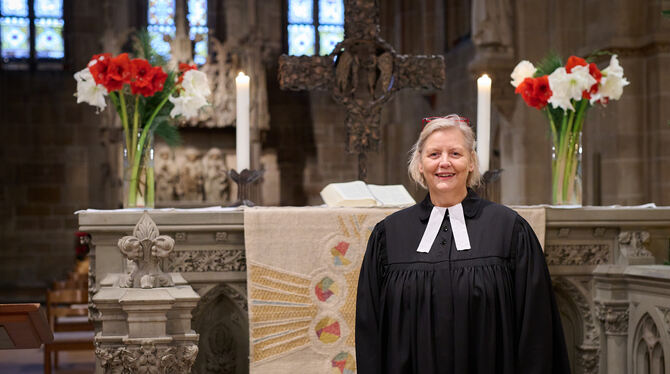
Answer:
[44,288,94,374]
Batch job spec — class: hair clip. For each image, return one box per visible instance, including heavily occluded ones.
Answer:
[421,115,471,129]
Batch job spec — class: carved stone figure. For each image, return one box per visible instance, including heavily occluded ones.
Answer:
[117,212,175,288]
[177,147,205,201]
[155,145,178,202]
[471,0,513,50]
[203,147,230,202]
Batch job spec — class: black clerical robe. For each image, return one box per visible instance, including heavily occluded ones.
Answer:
[355,190,571,374]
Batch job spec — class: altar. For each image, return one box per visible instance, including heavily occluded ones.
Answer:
[79,205,670,374]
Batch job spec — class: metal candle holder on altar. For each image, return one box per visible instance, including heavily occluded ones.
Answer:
[228,168,264,207]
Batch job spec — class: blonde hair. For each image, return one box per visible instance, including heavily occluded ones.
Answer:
[407,114,481,189]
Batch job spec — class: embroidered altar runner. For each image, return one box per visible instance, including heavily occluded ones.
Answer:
[244,206,546,373]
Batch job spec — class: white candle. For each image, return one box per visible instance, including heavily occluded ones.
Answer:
[235,72,250,171]
[476,74,491,174]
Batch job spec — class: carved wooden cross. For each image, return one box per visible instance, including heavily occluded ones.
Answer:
[279,0,445,180]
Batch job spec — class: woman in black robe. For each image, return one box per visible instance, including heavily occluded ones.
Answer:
[355,115,570,374]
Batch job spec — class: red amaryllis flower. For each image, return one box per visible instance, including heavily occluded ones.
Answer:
[179,63,197,73]
[88,53,112,86]
[130,58,157,96]
[178,63,197,83]
[565,56,588,73]
[104,53,132,91]
[515,76,552,110]
[149,66,168,94]
[584,62,602,99]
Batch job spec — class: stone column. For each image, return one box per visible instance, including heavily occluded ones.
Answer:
[92,212,200,373]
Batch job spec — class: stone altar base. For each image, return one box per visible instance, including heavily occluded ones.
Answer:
[93,273,200,373]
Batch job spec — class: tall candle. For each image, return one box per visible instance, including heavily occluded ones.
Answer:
[236,72,250,171]
[477,74,491,174]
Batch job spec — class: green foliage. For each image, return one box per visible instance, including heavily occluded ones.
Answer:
[584,50,613,63]
[534,51,562,77]
[154,116,182,146]
[132,30,168,67]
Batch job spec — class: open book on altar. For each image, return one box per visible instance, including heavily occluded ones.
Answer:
[320,180,416,207]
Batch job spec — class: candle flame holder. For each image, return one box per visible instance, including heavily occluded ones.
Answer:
[228,168,264,207]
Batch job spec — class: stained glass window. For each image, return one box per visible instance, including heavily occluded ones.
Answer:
[318,0,343,25]
[187,0,207,65]
[1,16,29,58]
[288,24,314,56]
[35,17,63,58]
[318,25,343,56]
[148,0,208,65]
[1,0,28,17]
[34,0,61,18]
[1,0,64,66]
[288,0,343,56]
[148,0,175,61]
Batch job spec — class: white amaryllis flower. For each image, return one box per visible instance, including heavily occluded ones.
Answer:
[181,69,211,97]
[73,67,108,111]
[547,66,597,111]
[169,69,211,118]
[590,55,629,104]
[169,92,208,118]
[510,60,537,88]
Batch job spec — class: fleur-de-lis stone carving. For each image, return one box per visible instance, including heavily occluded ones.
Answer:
[118,212,175,288]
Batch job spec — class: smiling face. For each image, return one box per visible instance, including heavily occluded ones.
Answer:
[419,127,474,205]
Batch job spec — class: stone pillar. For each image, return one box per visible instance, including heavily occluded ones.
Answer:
[92,212,200,373]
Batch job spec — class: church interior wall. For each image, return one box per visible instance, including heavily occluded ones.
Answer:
[0,0,669,297]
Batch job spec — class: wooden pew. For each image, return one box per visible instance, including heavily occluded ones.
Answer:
[43,289,94,374]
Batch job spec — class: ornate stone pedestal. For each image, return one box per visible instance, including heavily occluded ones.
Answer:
[92,212,200,373]
[94,274,200,373]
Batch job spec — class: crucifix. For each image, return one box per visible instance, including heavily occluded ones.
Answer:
[279,0,446,180]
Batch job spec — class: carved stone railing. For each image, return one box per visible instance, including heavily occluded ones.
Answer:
[544,206,670,374]
[80,206,670,374]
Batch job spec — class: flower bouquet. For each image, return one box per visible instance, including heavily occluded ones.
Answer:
[511,53,629,204]
[74,35,211,208]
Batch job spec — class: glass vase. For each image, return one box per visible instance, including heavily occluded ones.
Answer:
[123,131,155,208]
[551,130,582,205]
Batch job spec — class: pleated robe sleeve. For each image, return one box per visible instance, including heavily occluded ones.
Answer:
[513,215,571,374]
[355,221,387,374]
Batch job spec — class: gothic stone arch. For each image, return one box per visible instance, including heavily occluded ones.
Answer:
[552,277,600,374]
[191,283,249,374]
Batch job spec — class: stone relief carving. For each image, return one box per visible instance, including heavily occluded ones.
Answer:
[618,231,654,259]
[545,244,610,265]
[471,0,513,51]
[552,277,600,346]
[181,35,271,131]
[155,145,180,202]
[659,307,670,335]
[156,146,231,204]
[117,212,175,288]
[203,148,230,203]
[576,346,599,374]
[595,302,630,335]
[96,343,198,374]
[177,147,205,201]
[166,249,246,273]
